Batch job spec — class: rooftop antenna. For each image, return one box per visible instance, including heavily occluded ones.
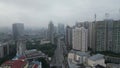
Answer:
[94,14,96,22]
[93,14,96,23]
[105,13,109,20]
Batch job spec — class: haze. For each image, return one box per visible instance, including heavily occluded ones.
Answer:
[0,0,120,28]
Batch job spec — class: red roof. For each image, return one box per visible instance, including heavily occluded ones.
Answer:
[2,60,27,68]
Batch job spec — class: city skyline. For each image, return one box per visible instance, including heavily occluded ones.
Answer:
[0,0,120,28]
[0,0,120,68]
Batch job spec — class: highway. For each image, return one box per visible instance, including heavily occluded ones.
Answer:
[50,38,67,68]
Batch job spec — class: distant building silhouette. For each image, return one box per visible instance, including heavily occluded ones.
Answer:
[57,23,65,37]
[12,23,24,40]
[48,21,55,44]
[65,25,72,50]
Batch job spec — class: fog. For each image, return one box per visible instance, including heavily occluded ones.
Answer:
[0,0,120,28]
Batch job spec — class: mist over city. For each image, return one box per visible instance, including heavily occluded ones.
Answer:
[0,0,120,28]
[0,0,120,68]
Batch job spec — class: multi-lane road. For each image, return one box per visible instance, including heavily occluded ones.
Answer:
[50,38,68,68]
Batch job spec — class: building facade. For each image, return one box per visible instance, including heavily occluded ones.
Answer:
[16,40,26,56]
[12,23,24,40]
[48,21,55,44]
[65,26,72,50]
[72,27,88,51]
[95,20,120,53]
[0,41,15,58]
[57,23,65,37]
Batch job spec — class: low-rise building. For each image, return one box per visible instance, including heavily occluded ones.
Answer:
[87,54,106,67]
[24,49,46,59]
[40,39,50,45]
[1,59,28,68]
[68,50,90,68]
[105,56,120,64]
[106,63,120,68]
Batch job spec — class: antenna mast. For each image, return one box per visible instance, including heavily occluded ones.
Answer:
[94,14,96,22]
[105,13,109,20]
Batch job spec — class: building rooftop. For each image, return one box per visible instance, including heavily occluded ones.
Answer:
[89,54,104,61]
[70,50,90,56]
[107,63,120,68]
[1,60,27,68]
[24,49,46,59]
[29,61,41,68]
[95,64,105,68]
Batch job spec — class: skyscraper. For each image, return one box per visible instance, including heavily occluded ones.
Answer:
[90,22,96,52]
[72,27,88,51]
[48,21,55,44]
[95,20,120,53]
[57,23,65,37]
[65,25,72,50]
[12,23,24,40]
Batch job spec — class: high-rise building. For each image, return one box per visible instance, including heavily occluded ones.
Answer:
[75,22,89,29]
[72,27,88,51]
[40,28,48,39]
[58,23,65,37]
[89,22,96,52]
[95,20,120,53]
[0,42,9,58]
[0,41,15,58]
[12,23,24,40]
[65,25,72,50]
[75,21,97,52]
[48,21,55,44]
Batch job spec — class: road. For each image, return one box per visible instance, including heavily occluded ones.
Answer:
[50,38,67,68]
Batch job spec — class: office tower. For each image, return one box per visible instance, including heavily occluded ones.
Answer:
[40,28,48,39]
[58,23,65,37]
[48,21,55,44]
[12,23,24,40]
[95,20,120,53]
[65,25,72,50]
[72,27,88,51]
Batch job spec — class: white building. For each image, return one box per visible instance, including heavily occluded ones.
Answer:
[68,50,90,68]
[40,39,50,45]
[72,27,88,51]
[16,40,26,56]
[87,54,106,67]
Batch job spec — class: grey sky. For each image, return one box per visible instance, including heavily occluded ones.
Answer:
[0,0,120,28]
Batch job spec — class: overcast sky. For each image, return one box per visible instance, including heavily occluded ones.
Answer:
[0,0,120,28]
